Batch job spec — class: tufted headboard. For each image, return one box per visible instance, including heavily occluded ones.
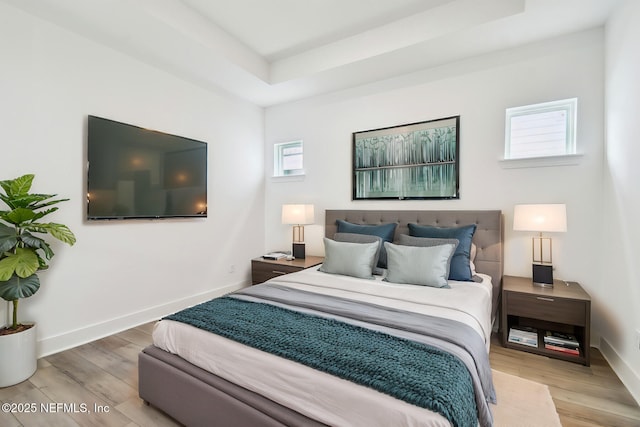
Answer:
[325,209,504,319]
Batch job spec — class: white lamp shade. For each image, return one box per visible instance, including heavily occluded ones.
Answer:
[513,204,567,232]
[282,204,315,225]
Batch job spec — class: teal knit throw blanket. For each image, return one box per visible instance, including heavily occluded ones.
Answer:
[165,297,478,427]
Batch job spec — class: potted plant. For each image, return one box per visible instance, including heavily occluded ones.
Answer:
[0,174,76,386]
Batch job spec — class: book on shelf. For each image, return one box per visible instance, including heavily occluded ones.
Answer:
[544,330,579,347]
[544,343,580,355]
[544,340,579,350]
[508,326,538,347]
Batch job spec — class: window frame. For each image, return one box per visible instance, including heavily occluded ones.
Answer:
[504,98,578,161]
[273,140,304,177]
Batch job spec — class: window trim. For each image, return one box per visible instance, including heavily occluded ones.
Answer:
[499,153,583,169]
[273,140,304,178]
[504,98,577,161]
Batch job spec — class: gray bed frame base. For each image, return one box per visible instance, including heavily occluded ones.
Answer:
[139,209,503,426]
[139,345,327,427]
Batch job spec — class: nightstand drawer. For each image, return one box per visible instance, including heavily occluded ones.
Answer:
[506,292,587,326]
[252,262,300,283]
[251,256,324,285]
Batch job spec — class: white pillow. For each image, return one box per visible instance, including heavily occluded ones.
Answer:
[470,242,477,275]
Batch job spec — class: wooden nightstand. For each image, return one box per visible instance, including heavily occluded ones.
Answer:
[251,256,324,285]
[501,275,591,365]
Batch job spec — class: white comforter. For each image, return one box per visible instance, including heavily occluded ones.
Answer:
[153,267,493,427]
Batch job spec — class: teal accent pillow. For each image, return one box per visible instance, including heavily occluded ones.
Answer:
[408,223,477,281]
[383,242,456,288]
[335,220,397,268]
[319,238,378,279]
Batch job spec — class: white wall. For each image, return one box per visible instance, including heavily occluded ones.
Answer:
[0,3,265,356]
[602,0,640,403]
[265,29,604,291]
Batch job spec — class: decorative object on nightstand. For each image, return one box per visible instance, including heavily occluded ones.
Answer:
[513,203,567,287]
[282,204,314,259]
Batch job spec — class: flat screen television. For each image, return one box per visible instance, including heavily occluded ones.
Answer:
[87,115,207,220]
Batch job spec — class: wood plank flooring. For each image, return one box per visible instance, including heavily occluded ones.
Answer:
[1,323,639,426]
[0,322,179,427]
[489,334,640,427]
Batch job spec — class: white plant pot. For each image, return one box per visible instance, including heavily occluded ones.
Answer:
[0,323,37,387]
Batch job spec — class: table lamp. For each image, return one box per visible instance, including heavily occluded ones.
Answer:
[513,204,567,287]
[281,204,314,259]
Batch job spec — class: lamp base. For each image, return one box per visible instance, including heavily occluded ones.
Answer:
[292,243,306,259]
[532,263,553,287]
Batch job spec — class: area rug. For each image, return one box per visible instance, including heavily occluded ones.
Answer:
[491,369,562,427]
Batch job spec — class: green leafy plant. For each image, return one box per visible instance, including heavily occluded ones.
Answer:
[0,174,76,332]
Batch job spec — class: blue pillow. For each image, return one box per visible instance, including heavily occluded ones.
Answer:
[408,223,477,281]
[336,220,397,268]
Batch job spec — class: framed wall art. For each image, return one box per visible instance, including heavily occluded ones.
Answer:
[352,116,460,200]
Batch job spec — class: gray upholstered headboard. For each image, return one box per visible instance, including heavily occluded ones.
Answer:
[325,209,504,318]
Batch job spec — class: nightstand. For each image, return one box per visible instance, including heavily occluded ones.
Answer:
[251,256,324,285]
[501,275,591,365]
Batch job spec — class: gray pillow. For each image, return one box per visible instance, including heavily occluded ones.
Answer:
[383,241,457,288]
[398,234,459,250]
[319,238,378,280]
[334,232,383,275]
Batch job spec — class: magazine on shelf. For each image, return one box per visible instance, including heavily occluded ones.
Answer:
[511,325,537,334]
[508,326,538,347]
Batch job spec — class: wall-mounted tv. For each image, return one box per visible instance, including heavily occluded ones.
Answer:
[87,115,207,220]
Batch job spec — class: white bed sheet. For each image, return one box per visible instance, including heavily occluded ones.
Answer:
[153,268,493,427]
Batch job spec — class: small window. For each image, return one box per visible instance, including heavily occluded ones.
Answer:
[505,98,577,160]
[274,140,304,177]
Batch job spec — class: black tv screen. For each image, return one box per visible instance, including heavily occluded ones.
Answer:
[87,115,207,220]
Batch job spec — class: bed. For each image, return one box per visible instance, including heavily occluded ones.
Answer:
[139,209,504,427]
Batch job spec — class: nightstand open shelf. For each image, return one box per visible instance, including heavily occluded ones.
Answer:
[501,275,591,366]
[504,315,588,364]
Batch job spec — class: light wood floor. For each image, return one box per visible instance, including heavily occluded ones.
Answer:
[489,334,640,427]
[1,324,639,426]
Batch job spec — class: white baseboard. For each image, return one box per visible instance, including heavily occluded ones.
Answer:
[599,337,640,406]
[38,281,248,358]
